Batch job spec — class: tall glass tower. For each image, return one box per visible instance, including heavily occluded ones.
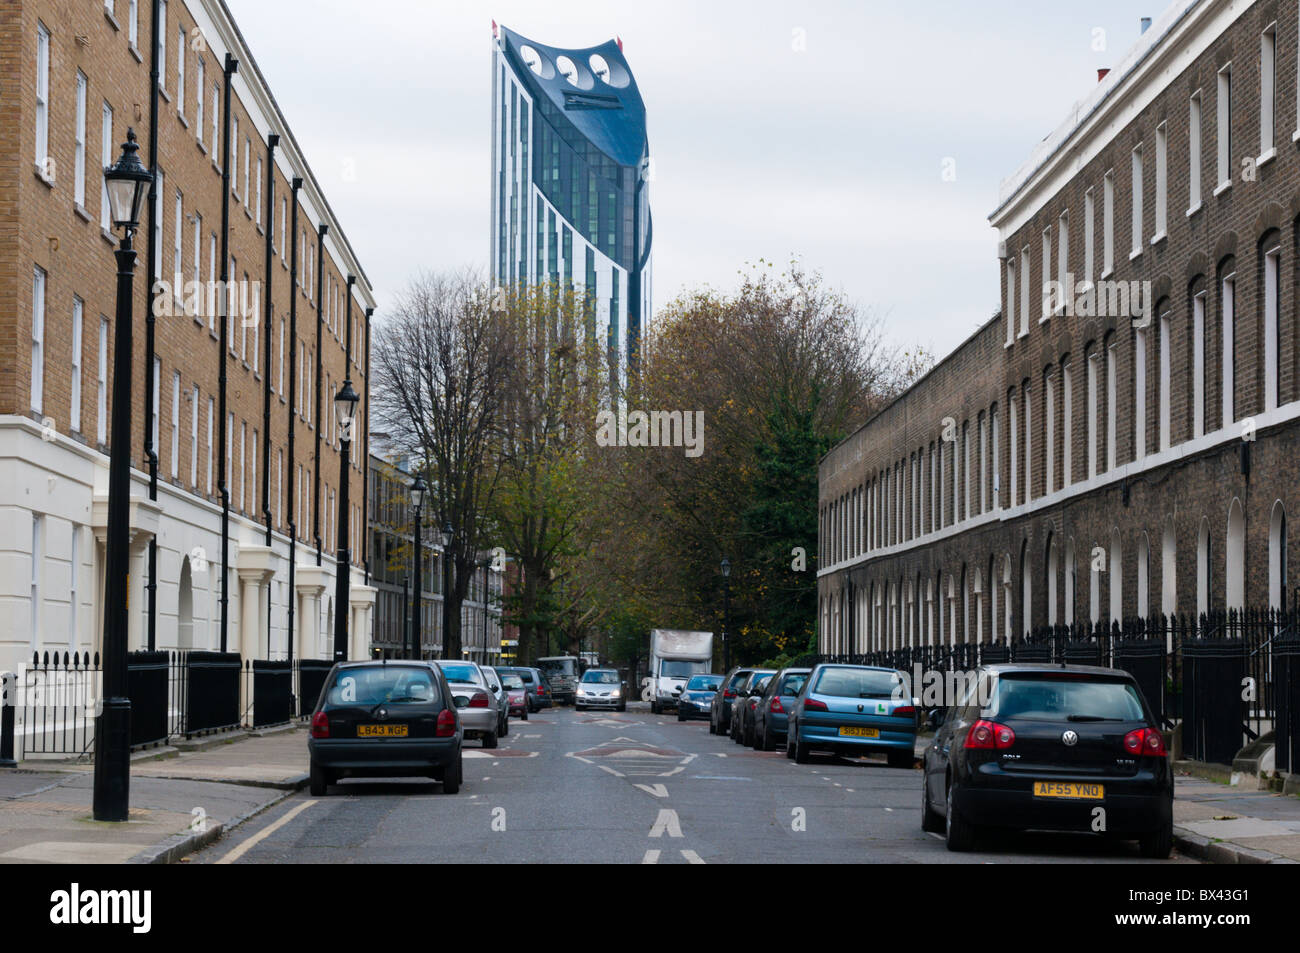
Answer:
[491,23,652,380]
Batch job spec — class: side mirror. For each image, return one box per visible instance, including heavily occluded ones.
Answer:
[454,696,469,709]
[926,708,946,731]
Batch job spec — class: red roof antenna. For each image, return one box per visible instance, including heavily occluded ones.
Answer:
[616,35,623,52]
[491,19,498,38]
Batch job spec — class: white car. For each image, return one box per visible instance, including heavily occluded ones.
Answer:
[575,668,627,711]
[433,660,506,748]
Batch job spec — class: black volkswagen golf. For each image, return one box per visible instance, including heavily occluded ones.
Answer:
[308,660,463,796]
[921,664,1173,856]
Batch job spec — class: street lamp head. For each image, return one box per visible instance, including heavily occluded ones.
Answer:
[441,521,453,550]
[720,556,731,579]
[104,128,153,233]
[333,378,360,441]
[409,473,427,512]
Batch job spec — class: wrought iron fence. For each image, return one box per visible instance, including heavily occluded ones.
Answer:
[808,605,1297,766]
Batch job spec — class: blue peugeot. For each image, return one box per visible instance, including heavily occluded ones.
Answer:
[786,663,917,767]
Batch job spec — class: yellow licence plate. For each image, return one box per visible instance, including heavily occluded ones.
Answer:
[357,724,408,737]
[838,726,880,738]
[1034,781,1104,799]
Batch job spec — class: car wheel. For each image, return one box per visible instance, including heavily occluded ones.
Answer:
[786,729,796,760]
[1139,818,1173,859]
[309,760,329,797]
[500,716,509,738]
[888,749,915,769]
[618,702,626,712]
[708,714,716,735]
[575,703,585,712]
[441,755,462,795]
[522,709,529,721]
[483,730,498,750]
[743,720,755,748]
[761,723,775,752]
[677,708,685,722]
[921,777,944,833]
[795,735,811,764]
[945,782,976,852]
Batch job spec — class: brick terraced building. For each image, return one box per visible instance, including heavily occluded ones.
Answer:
[819,0,1300,653]
[0,0,378,679]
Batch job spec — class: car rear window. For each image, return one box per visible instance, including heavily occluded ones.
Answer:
[325,666,439,707]
[727,671,752,690]
[687,675,722,690]
[813,667,901,698]
[500,674,525,689]
[778,673,808,695]
[985,675,1145,723]
[438,663,481,685]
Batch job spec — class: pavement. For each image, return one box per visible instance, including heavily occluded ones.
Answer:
[0,710,1295,863]
[0,727,309,864]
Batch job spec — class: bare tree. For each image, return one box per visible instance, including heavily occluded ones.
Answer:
[371,270,509,659]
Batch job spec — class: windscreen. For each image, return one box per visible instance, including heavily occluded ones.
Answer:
[686,675,723,691]
[325,667,438,706]
[438,662,482,685]
[985,675,1146,723]
[813,667,901,699]
[778,673,808,696]
[582,670,620,684]
[660,659,709,678]
[539,659,577,678]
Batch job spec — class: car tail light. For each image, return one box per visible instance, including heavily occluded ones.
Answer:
[893,705,916,718]
[770,696,785,714]
[1123,727,1167,757]
[436,709,457,737]
[310,710,329,739]
[964,719,1015,750]
[723,689,736,699]
[468,691,490,708]
[804,698,828,712]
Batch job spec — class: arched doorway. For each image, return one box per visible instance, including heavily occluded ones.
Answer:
[178,554,194,650]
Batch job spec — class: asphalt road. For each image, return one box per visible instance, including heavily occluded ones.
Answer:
[188,703,1196,864]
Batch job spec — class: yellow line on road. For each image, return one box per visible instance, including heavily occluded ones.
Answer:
[216,799,318,865]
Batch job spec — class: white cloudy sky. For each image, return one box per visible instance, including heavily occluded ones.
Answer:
[224,0,1161,357]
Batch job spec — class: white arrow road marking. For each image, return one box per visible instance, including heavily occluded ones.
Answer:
[217,799,317,865]
[635,783,669,798]
[642,849,661,864]
[659,767,684,777]
[681,754,697,764]
[648,809,683,838]
[680,850,705,864]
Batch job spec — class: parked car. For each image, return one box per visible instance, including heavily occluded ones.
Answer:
[751,667,811,750]
[574,667,626,711]
[710,667,757,736]
[308,660,462,796]
[786,663,917,766]
[730,670,775,745]
[497,665,552,712]
[482,666,512,738]
[920,664,1174,856]
[433,660,502,748]
[677,674,723,721]
[496,670,529,719]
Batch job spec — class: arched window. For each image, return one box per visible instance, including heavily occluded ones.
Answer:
[1263,239,1281,412]
[1064,537,1076,624]
[1269,501,1287,610]
[973,568,985,643]
[1046,532,1059,625]
[1137,532,1151,619]
[1226,498,1245,609]
[1162,517,1177,616]
[1197,517,1212,616]
[1109,528,1123,623]
[1002,554,1014,642]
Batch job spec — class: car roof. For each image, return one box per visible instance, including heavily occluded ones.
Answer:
[981,663,1136,678]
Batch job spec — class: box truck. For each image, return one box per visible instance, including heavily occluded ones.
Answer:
[647,630,714,714]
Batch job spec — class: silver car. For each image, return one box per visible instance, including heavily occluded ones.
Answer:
[434,660,503,748]
[574,668,627,711]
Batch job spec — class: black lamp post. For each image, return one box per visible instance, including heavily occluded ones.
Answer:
[479,557,491,663]
[721,556,732,672]
[440,522,453,659]
[408,474,427,660]
[332,379,359,662]
[94,130,153,822]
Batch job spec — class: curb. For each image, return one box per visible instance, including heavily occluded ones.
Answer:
[128,773,311,864]
[1171,825,1299,864]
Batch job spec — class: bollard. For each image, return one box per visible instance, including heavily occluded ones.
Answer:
[0,671,17,767]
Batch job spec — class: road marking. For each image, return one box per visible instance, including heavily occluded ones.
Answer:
[928,832,944,840]
[833,782,842,787]
[482,777,490,781]
[714,753,727,758]
[648,809,683,838]
[216,799,317,865]
[599,765,626,779]
[660,767,684,777]
[635,783,669,798]
[681,754,697,764]
[680,850,705,864]
[884,807,892,812]
[642,849,661,864]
